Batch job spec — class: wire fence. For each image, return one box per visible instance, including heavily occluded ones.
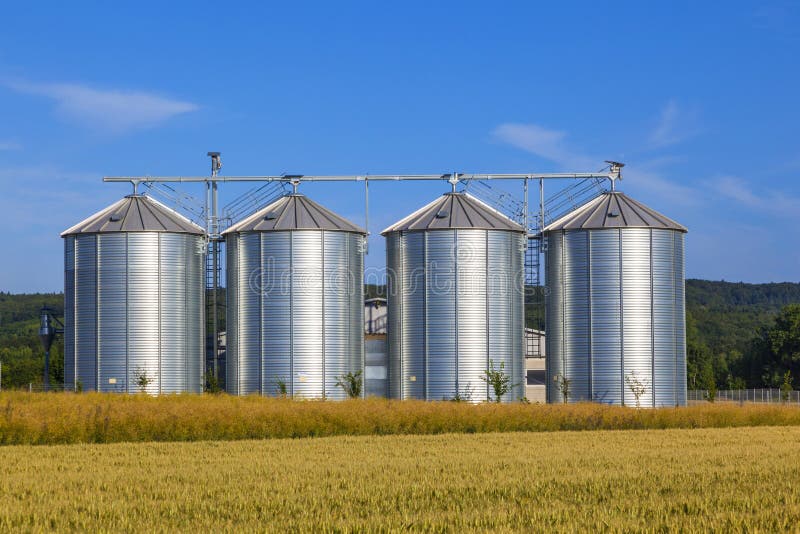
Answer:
[688,389,800,404]
[0,384,68,393]
[5,385,800,403]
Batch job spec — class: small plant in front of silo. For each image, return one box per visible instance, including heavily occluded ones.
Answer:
[450,383,474,402]
[781,371,793,403]
[75,380,83,393]
[134,367,151,393]
[274,377,288,398]
[205,371,221,394]
[482,360,516,403]
[624,371,649,409]
[336,371,363,399]
[553,373,571,404]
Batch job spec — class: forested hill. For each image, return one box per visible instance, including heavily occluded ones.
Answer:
[687,279,800,311]
[686,279,800,357]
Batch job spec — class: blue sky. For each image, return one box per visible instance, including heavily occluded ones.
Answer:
[2,1,800,292]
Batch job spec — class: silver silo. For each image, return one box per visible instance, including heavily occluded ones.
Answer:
[62,195,206,394]
[383,192,526,402]
[543,191,687,407]
[224,194,365,399]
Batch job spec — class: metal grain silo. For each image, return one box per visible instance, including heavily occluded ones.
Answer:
[383,193,526,402]
[543,191,687,407]
[62,195,206,394]
[224,194,365,399]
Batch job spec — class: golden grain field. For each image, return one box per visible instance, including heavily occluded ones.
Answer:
[3,392,800,446]
[0,427,798,531]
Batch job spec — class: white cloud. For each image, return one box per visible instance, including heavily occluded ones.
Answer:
[648,100,699,149]
[4,79,198,133]
[0,141,22,151]
[491,123,595,169]
[491,121,699,205]
[709,175,800,218]
[623,166,701,207]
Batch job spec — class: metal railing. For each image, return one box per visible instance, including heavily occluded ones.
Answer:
[688,389,800,404]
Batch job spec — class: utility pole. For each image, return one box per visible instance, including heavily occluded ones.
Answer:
[207,152,222,385]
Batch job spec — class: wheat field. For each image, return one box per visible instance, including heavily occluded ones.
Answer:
[3,392,800,446]
[1,426,799,531]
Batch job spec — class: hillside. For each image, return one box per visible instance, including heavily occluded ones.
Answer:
[686,279,800,356]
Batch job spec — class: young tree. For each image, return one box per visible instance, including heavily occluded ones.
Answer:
[481,360,515,403]
[134,367,151,393]
[624,371,648,408]
[781,370,793,403]
[274,376,288,398]
[701,364,717,403]
[335,370,363,399]
[205,371,221,394]
[553,373,571,404]
[450,383,474,402]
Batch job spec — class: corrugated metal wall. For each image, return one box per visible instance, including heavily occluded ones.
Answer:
[63,232,205,393]
[63,237,76,390]
[545,228,686,406]
[386,229,525,402]
[226,230,364,398]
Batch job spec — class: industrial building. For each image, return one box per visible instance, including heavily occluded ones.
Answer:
[383,192,526,402]
[224,194,365,398]
[543,191,687,406]
[62,194,206,393]
[57,157,686,406]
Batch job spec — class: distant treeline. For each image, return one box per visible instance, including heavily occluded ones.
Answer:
[0,292,64,388]
[685,279,800,390]
[1,279,799,390]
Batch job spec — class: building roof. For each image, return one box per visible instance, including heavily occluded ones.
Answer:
[381,192,525,234]
[61,195,205,236]
[543,192,687,233]
[223,194,365,234]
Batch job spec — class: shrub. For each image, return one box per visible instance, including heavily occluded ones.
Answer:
[625,371,648,408]
[204,372,221,394]
[553,374,571,404]
[335,371,363,399]
[781,371,793,402]
[274,377,288,397]
[481,360,514,403]
[134,368,151,393]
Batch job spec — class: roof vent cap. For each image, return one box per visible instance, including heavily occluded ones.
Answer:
[109,214,122,222]
[608,211,619,218]
[435,210,449,219]
[264,212,278,221]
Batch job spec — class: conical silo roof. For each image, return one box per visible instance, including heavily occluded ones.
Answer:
[61,195,205,236]
[543,191,687,233]
[381,192,525,234]
[223,194,365,234]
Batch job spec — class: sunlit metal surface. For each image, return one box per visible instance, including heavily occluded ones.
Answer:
[225,195,365,399]
[385,193,526,402]
[544,192,687,407]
